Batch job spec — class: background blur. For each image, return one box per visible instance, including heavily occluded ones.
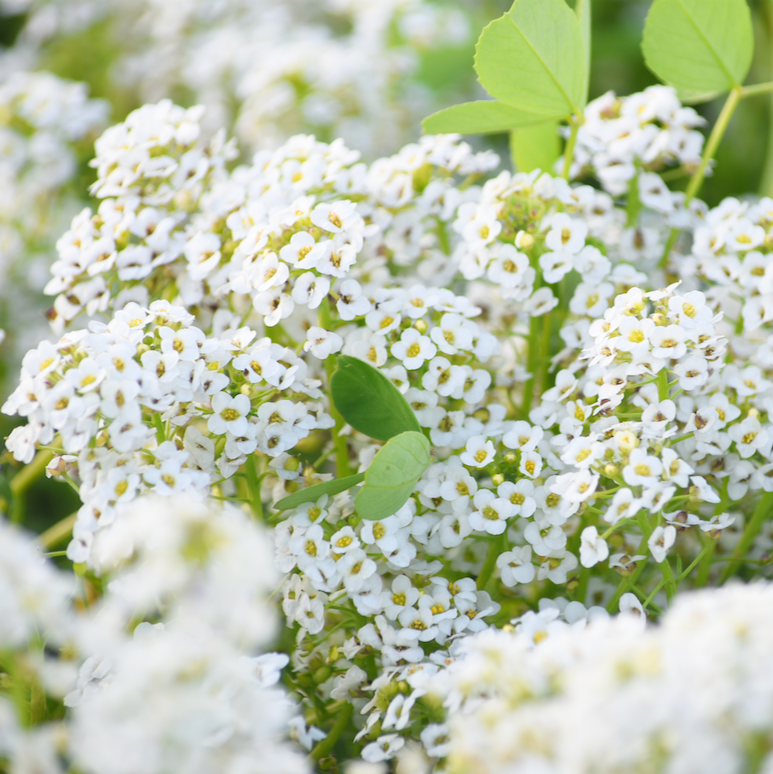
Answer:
[0,0,772,535]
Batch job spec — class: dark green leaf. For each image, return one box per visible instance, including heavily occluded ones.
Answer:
[355,432,431,521]
[331,355,421,442]
[274,472,365,511]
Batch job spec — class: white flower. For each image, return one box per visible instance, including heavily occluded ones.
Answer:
[496,546,536,586]
[390,328,437,370]
[460,436,496,468]
[304,327,343,359]
[648,524,676,562]
[207,392,251,436]
[579,526,609,568]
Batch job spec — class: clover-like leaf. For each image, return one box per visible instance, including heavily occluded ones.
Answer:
[423,100,546,135]
[274,472,365,512]
[355,431,431,521]
[474,0,586,118]
[642,0,753,102]
[331,355,421,442]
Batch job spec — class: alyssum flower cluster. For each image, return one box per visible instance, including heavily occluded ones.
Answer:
[3,78,773,774]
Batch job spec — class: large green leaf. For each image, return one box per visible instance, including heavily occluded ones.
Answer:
[274,472,365,512]
[474,0,586,117]
[576,0,591,103]
[642,0,753,101]
[331,355,421,442]
[510,120,561,173]
[423,100,547,135]
[355,432,431,521]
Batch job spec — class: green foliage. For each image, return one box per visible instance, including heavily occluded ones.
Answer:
[642,0,754,102]
[474,0,586,118]
[330,355,421,442]
[422,100,546,135]
[355,431,431,521]
[509,119,562,172]
[273,472,366,512]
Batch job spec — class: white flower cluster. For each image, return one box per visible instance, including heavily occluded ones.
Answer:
[2,300,332,562]
[0,70,107,381]
[569,85,705,196]
[678,195,773,333]
[6,0,473,157]
[0,516,75,648]
[44,101,496,335]
[431,582,773,774]
[0,497,309,774]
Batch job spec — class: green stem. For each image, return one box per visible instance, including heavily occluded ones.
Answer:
[636,510,677,601]
[310,702,354,760]
[685,87,742,203]
[245,455,264,521]
[741,81,773,97]
[38,512,78,550]
[319,298,350,479]
[477,535,505,591]
[606,538,648,613]
[720,491,773,584]
[626,165,642,228]
[521,313,541,418]
[657,369,670,402]
[561,118,580,180]
[10,448,55,497]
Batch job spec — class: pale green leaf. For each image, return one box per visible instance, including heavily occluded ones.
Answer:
[355,432,431,521]
[474,0,586,117]
[274,472,365,512]
[642,0,753,100]
[422,100,547,135]
[509,120,561,173]
[331,355,421,442]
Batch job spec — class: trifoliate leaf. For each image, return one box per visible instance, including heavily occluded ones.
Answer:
[474,0,586,117]
[642,0,753,102]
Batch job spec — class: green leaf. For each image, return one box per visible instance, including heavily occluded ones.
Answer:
[331,355,421,442]
[509,120,561,173]
[474,0,586,117]
[642,0,753,101]
[355,432,431,521]
[576,0,591,103]
[423,100,547,135]
[274,472,366,512]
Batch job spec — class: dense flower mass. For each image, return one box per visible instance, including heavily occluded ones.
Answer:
[432,582,773,774]
[2,6,773,769]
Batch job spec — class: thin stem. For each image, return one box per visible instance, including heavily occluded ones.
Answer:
[606,533,649,613]
[741,81,773,97]
[310,702,354,760]
[477,534,505,591]
[245,455,264,521]
[685,87,743,202]
[720,491,773,584]
[38,512,78,550]
[10,448,55,497]
[319,297,350,479]
[657,369,670,402]
[521,313,541,418]
[561,118,580,180]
